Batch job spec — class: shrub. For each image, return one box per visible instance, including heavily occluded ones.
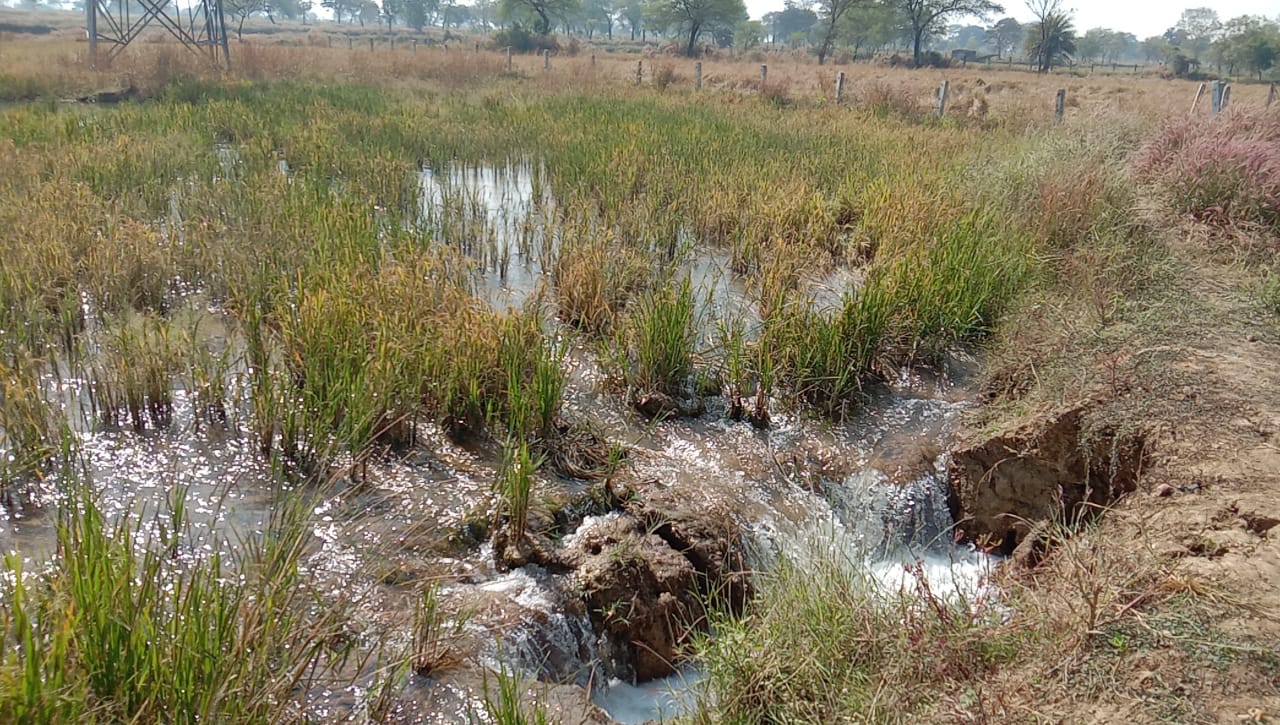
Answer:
[1133,109,1280,232]
[492,26,558,55]
[653,63,681,91]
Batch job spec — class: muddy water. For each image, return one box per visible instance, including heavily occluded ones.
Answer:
[1,164,999,723]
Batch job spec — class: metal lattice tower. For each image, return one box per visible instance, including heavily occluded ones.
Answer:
[86,0,231,69]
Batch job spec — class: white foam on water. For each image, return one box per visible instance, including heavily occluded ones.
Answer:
[591,667,705,724]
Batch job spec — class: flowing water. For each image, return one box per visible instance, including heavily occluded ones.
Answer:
[1,163,1000,723]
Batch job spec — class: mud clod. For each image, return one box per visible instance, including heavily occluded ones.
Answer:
[948,400,1146,553]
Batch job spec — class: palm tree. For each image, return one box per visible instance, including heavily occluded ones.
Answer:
[1026,11,1076,72]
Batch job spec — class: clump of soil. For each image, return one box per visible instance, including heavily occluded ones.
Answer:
[565,492,751,682]
[947,399,1146,554]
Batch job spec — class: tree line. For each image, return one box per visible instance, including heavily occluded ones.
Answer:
[194,0,1280,77]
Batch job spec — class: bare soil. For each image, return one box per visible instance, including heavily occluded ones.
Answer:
[964,227,1280,724]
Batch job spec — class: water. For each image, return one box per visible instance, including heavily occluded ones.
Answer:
[0,163,1002,723]
[418,163,550,310]
[592,667,705,724]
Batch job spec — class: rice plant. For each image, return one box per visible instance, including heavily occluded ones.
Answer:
[494,437,542,546]
[618,276,699,405]
[0,473,355,722]
[411,582,469,676]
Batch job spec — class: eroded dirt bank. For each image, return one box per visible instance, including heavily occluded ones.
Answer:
[935,225,1280,723]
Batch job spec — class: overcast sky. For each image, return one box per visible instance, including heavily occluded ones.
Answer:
[743,1,1280,39]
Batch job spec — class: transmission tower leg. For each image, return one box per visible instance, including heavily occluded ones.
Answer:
[86,0,98,68]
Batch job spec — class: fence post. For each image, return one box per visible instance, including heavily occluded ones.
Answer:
[695,61,702,90]
[636,60,643,85]
[836,70,845,103]
[1211,79,1224,114]
[390,37,395,50]
[327,36,332,48]
[543,48,550,72]
[1054,88,1065,125]
[1190,82,1206,114]
[590,53,595,66]
[369,38,374,52]
[1221,83,1231,110]
[475,42,479,52]
[935,79,949,117]
[1268,83,1277,108]
[760,64,767,84]
[347,36,352,50]
[412,39,417,53]
[506,46,512,71]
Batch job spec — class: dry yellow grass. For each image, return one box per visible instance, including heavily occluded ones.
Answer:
[6,19,1277,124]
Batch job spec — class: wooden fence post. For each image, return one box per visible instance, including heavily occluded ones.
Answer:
[506,46,512,71]
[760,64,767,84]
[836,70,845,103]
[369,38,374,52]
[694,61,702,90]
[636,60,643,85]
[1268,83,1277,108]
[1054,88,1065,125]
[327,36,332,47]
[1221,83,1231,110]
[347,36,352,50]
[935,79,949,117]
[1211,80,1224,114]
[543,48,550,72]
[1190,82,1206,114]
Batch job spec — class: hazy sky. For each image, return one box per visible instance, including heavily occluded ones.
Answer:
[742,1,1280,39]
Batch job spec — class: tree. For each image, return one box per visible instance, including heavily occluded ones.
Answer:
[322,0,361,23]
[647,0,746,57]
[381,0,401,28]
[1175,7,1220,60]
[893,0,1003,68]
[272,0,304,20]
[356,0,380,26]
[1076,27,1106,63]
[986,16,1020,57]
[1212,16,1280,79]
[948,23,987,50]
[224,0,271,39]
[618,0,645,39]
[1137,35,1165,63]
[582,0,615,38]
[499,0,580,34]
[762,2,817,45]
[1025,3,1075,72]
[402,0,433,28]
[814,0,864,65]
[841,2,901,57]
[735,18,765,49]
[472,0,498,29]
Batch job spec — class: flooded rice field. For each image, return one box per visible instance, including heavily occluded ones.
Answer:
[1,162,999,723]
